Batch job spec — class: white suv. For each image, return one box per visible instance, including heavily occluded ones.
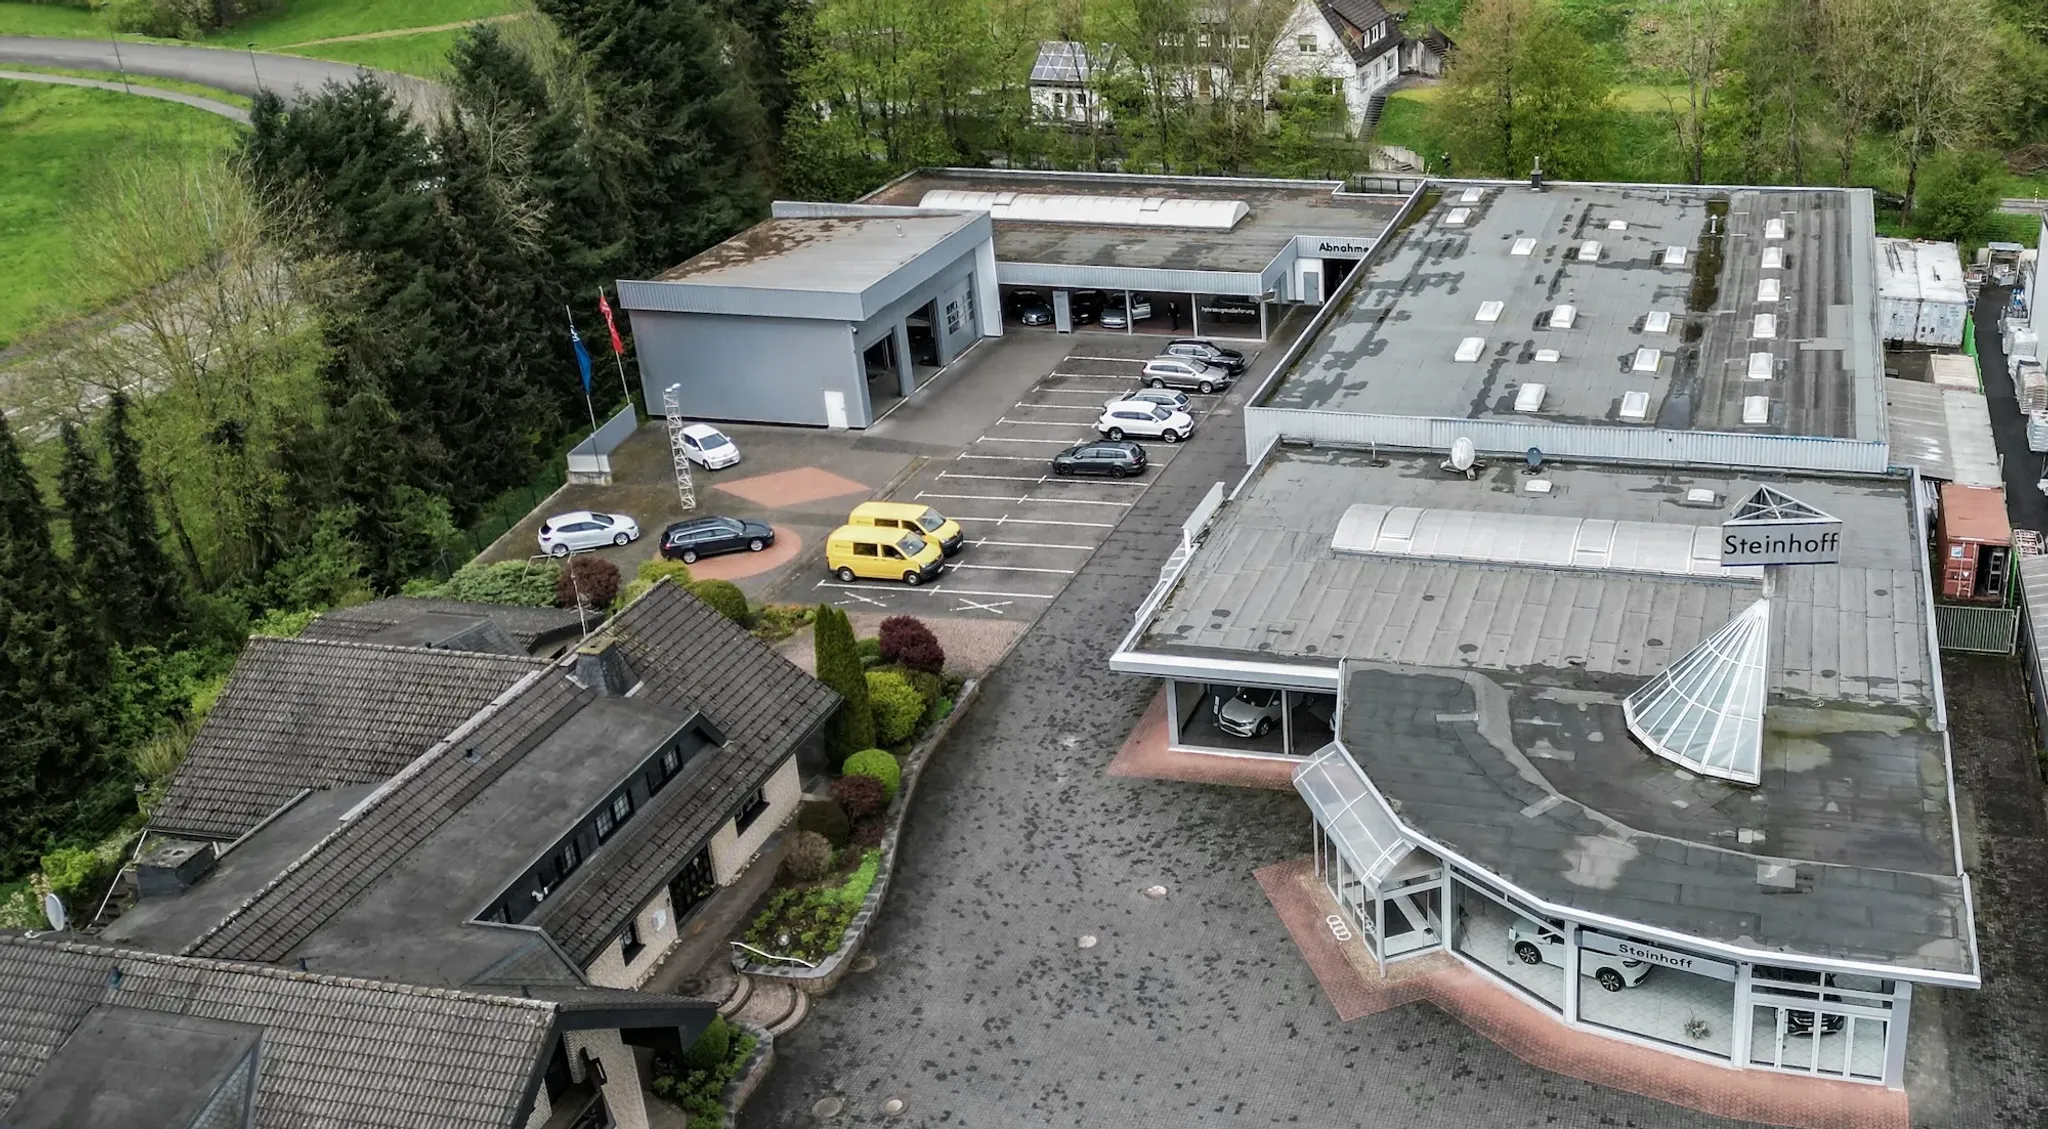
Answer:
[1214,686,1284,737]
[1097,401,1195,443]
[1506,922,1651,992]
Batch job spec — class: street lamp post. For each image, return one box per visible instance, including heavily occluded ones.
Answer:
[108,31,131,94]
[246,43,262,91]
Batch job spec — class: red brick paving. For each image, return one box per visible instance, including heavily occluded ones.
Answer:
[687,530,805,581]
[714,466,871,508]
[1106,688,1296,790]
[1255,858,1910,1129]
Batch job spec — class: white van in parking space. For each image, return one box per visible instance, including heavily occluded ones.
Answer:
[1507,922,1652,992]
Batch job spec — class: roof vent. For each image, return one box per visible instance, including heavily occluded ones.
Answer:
[1455,336,1487,362]
[1446,207,1471,226]
[1550,304,1577,329]
[1757,278,1781,303]
[1514,383,1547,413]
[1757,862,1800,890]
[1764,217,1786,240]
[1747,352,1773,380]
[1644,311,1672,334]
[1511,237,1537,256]
[1525,479,1554,494]
[1476,300,1504,322]
[1531,155,1544,191]
[1534,348,1561,362]
[1762,247,1785,270]
[1620,390,1651,421]
[1683,487,1719,505]
[1753,313,1777,339]
[1742,395,1770,425]
[1578,240,1601,261]
[1461,187,1485,204]
[1663,246,1686,266]
[1632,347,1662,373]
[137,840,218,899]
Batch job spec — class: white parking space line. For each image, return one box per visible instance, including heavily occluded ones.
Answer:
[975,435,1083,444]
[917,491,1129,507]
[939,472,1145,488]
[1045,372,1134,381]
[1068,356,1149,363]
[995,417,1089,427]
[975,516,1117,529]
[957,453,1054,461]
[815,580,1057,599]
[968,539,1094,550]
[1012,402,1099,411]
[947,562,1077,575]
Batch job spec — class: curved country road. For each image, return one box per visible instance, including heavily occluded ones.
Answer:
[0,37,443,117]
[0,68,249,121]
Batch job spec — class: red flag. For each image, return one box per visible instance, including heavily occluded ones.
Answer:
[597,291,626,356]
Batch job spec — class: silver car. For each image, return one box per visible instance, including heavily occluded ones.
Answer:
[1142,357,1234,395]
[1103,388,1191,413]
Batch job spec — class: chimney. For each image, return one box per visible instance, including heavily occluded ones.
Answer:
[136,840,216,899]
[1530,155,1544,192]
[570,637,637,697]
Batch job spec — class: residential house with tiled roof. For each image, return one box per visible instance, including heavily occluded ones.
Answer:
[0,934,714,1129]
[98,582,838,1126]
[298,597,588,657]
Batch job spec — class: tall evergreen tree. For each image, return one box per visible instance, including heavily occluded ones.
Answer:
[812,604,873,766]
[0,414,110,876]
[57,422,144,648]
[103,392,187,642]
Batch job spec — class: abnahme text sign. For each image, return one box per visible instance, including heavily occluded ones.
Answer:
[1720,520,1843,566]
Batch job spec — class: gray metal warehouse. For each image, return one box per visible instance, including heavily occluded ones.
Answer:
[618,203,1001,429]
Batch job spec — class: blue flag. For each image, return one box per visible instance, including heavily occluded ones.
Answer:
[570,318,593,395]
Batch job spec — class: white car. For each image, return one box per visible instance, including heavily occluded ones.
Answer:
[1103,388,1191,413]
[680,423,741,470]
[538,510,640,557]
[1097,401,1195,443]
[1507,923,1651,992]
[1214,686,1284,737]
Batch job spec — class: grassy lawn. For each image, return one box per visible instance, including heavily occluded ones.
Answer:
[0,79,242,350]
[0,63,253,107]
[203,0,522,48]
[286,25,473,78]
[0,1,104,35]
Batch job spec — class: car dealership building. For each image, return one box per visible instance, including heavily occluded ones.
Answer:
[1111,178,1977,1088]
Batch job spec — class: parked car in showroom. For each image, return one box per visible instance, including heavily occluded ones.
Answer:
[1097,400,1195,443]
[1163,338,1247,373]
[1142,356,1234,395]
[1755,966,1850,1036]
[1507,922,1651,992]
[1070,290,1106,324]
[538,510,640,557]
[658,515,775,563]
[678,423,741,470]
[1051,440,1146,478]
[1100,294,1154,328]
[1213,686,1284,737]
[1103,388,1190,413]
[1010,289,1053,326]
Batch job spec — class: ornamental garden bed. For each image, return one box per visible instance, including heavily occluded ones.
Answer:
[732,611,975,992]
[649,1014,770,1129]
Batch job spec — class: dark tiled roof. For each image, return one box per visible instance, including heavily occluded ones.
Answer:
[301,598,587,656]
[152,638,546,841]
[0,936,555,1129]
[1317,0,1400,64]
[526,582,841,962]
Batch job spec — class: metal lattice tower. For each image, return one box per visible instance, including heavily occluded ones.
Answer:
[663,384,696,512]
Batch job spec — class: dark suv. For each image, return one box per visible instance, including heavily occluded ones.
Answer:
[1051,440,1146,478]
[659,515,776,564]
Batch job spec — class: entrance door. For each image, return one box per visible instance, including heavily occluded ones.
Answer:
[823,390,848,429]
[669,849,717,920]
[1380,886,1442,958]
[1053,290,1073,333]
[1302,264,1323,304]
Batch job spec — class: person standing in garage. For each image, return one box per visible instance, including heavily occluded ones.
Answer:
[1169,301,1182,330]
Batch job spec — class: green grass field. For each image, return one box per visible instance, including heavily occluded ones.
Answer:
[0,64,254,106]
[203,0,520,48]
[285,25,473,78]
[0,1,104,35]
[0,79,242,350]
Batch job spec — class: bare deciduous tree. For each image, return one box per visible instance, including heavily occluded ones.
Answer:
[1631,0,1738,184]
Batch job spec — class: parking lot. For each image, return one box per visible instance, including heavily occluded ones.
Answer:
[796,335,1259,620]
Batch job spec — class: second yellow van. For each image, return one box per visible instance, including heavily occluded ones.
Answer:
[826,524,946,585]
[845,501,964,556]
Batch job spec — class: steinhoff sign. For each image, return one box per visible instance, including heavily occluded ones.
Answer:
[1721,484,1843,567]
[1580,931,1736,982]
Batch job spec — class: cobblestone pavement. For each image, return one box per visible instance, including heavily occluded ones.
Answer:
[740,378,1781,1128]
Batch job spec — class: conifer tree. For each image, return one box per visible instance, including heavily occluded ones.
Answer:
[0,413,109,875]
[103,393,186,642]
[811,604,873,766]
[57,422,143,647]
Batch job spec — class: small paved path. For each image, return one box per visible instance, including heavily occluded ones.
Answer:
[0,36,443,117]
[0,67,247,121]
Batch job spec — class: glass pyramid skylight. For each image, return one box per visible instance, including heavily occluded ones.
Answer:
[1623,598,1771,785]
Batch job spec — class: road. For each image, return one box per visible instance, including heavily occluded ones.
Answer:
[0,67,246,121]
[0,37,443,116]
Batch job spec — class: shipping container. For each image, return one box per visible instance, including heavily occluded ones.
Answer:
[1914,241,1968,347]
[1937,483,2012,603]
[1875,237,1922,343]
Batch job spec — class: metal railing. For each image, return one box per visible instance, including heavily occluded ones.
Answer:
[1934,604,2020,655]
[730,941,818,969]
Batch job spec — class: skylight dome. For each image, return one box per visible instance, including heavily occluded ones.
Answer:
[1623,598,1771,785]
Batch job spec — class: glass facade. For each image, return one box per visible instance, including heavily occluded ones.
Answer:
[1169,681,1335,757]
[1452,878,1565,1013]
[1577,927,1737,1060]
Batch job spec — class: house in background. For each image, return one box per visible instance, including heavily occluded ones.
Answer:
[1029,41,1112,126]
[0,934,715,1129]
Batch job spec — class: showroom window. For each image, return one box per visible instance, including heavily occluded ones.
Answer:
[1747,967,1895,1081]
[1168,682,1332,756]
[1577,927,1737,1059]
[1195,293,1261,334]
[1452,876,1564,1013]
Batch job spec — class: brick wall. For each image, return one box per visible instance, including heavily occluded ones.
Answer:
[709,757,801,886]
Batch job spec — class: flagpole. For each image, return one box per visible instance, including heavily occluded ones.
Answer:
[569,304,599,438]
[600,286,632,412]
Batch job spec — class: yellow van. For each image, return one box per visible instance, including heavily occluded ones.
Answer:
[826,524,946,585]
[845,501,964,556]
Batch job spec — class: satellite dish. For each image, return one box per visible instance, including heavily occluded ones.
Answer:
[42,894,67,932]
[1450,437,1476,471]
[1526,446,1544,470]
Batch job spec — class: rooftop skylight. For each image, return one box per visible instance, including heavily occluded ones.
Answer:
[1623,598,1771,785]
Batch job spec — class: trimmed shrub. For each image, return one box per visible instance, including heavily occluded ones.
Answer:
[683,1015,733,1072]
[878,615,945,673]
[866,670,924,745]
[556,556,621,609]
[689,579,751,625]
[781,830,835,883]
[813,606,873,766]
[843,749,902,802]
[856,637,882,666]
[849,818,886,849]
[830,773,886,820]
[438,560,561,606]
[878,664,943,711]
[796,798,851,848]
[637,558,695,586]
